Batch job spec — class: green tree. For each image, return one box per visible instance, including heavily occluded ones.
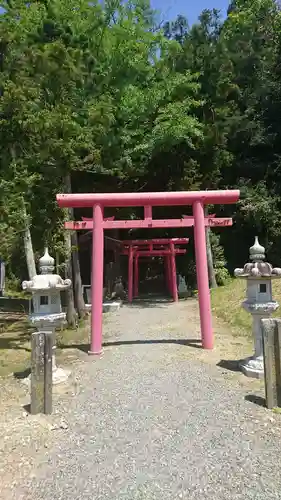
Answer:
[0,0,203,314]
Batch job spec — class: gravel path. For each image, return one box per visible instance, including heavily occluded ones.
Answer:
[8,299,281,499]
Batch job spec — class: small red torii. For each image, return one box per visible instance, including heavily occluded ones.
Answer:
[120,238,189,303]
[57,189,240,354]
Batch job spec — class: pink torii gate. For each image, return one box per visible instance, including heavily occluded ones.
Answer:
[57,189,240,354]
[120,238,189,303]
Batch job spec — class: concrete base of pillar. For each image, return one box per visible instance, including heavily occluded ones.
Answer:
[85,301,122,313]
[239,355,264,379]
[103,301,121,313]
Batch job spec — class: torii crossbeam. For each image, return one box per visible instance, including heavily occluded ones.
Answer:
[57,189,240,354]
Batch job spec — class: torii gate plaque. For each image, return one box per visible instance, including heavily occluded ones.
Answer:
[57,189,240,354]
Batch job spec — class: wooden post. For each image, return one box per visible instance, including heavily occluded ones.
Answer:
[44,331,53,415]
[31,332,45,414]
[261,318,281,409]
[30,331,53,415]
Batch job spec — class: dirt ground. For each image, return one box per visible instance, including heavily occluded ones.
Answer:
[0,299,275,498]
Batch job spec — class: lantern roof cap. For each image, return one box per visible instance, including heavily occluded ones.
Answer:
[249,236,265,262]
[22,248,71,292]
[234,237,281,279]
[39,247,55,274]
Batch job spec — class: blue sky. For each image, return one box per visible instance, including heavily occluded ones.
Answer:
[0,1,229,25]
[150,0,229,24]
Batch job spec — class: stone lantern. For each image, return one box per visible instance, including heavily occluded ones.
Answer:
[234,237,281,378]
[178,275,188,295]
[22,248,72,384]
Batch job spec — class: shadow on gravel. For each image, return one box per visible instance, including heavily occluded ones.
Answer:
[245,394,266,408]
[103,338,202,348]
[217,359,241,372]
[59,338,202,353]
[23,403,31,414]
[125,298,172,309]
[14,367,31,379]
[127,302,170,309]
[123,296,194,309]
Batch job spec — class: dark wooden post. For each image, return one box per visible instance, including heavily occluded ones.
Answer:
[261,318,281,409]
[30,331,53,414]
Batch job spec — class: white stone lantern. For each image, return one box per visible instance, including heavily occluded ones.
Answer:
[234,237,281,378]
[22,248,71,384]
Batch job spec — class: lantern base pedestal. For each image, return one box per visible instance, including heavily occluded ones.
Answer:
[22,366,71,386]
[239,355,264,379]
[52,366,71,384]
[85,301,121,313]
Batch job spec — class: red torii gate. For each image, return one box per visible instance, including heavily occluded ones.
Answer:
[57,189,240,354]
[120,238,189,303]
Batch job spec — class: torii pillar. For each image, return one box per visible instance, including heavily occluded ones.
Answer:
[91,204,104,354]
[193,200,211,348]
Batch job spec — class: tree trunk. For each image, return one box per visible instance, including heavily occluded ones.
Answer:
[71,232,86,319]
[11,146,36,281]
[111,228,121,277]
[205,207,217,289]
[22,199,36,280]
[64,225,77,328]
[64,174,86,319]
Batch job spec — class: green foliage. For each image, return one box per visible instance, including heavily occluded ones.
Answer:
[209,232,230,286]
[2,0,281,288]
[0,0,202,278]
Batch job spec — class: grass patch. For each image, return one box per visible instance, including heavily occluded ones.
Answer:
[211,279,281,336]
[272,407,281,414]
[56,320,90,350]
[0,314,91,378]
[0,315,33,377]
